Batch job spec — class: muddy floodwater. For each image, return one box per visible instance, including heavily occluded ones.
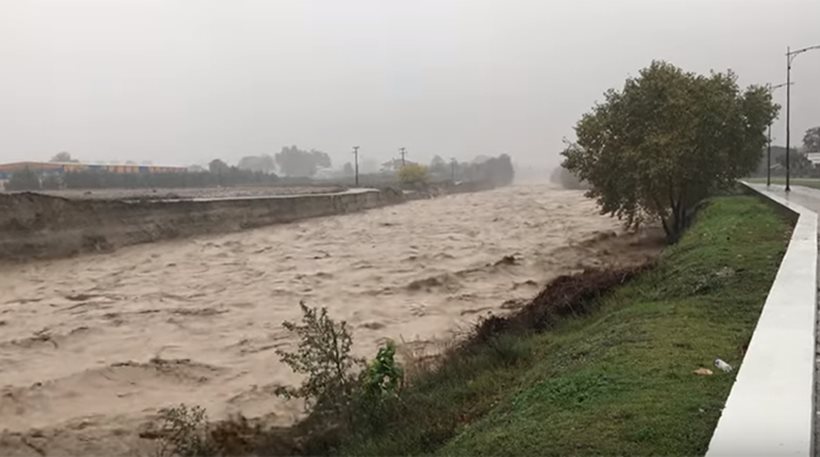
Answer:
[0,184,658,455]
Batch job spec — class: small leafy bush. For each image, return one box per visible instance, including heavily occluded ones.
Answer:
[275,302,364,422]
[276,304,407,438]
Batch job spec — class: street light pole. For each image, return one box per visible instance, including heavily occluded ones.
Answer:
[766,82,792,187]
[767,122,772,186]
[353,146,359,187]
[785,43,820,192]
[399,147,407,167]
[786,47,791,191]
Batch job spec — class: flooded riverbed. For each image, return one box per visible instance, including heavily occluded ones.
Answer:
[0,184,659,455]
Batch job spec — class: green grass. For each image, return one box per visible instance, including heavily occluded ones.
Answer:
[335,195,791,456]
[747,177,820,189]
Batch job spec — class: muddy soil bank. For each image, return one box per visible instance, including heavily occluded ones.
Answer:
[0,181,489,261]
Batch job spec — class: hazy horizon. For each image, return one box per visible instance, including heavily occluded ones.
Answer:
[1,0,818,172]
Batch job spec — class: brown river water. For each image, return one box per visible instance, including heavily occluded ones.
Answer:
[0,184,660,456]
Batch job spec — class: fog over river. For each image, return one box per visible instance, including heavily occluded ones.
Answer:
[0,184,659,455]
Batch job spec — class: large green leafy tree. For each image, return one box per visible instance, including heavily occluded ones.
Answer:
[563,61,778,242]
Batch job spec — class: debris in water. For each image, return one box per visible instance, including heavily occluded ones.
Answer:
[494,255,518,266]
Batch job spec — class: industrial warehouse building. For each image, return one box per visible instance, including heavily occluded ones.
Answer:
[0,161,189,190]
[0,161,187,180]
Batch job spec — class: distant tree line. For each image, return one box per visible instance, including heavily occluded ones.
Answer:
[461,154,515,187]
[235,146,333,177]
[3,147,516,191]
[394,154,514,188]
[236,154,275,174]
[275,146,332,177]
[2,145,335,191]
[318,153,515,188]
[65,168,280,189]
[421,154,514,186]
[5,168,43,191]
[4,168,281,191]
[747,126,820,178]
[50,151,79,163]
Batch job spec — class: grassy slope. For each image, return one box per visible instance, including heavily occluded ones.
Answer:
[339,196,791,456]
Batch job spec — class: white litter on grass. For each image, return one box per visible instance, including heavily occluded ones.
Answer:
[714,358,733,373]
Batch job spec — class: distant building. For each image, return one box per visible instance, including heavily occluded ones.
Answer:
[807,152,820,166]
[0,161,187,180]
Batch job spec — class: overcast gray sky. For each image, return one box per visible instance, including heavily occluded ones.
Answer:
[1,0,818,171]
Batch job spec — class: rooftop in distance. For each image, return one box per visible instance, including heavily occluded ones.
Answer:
[0,161,188,177]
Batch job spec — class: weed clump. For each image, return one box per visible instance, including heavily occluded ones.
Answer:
[352,340,405,433]
[361,340,403,398]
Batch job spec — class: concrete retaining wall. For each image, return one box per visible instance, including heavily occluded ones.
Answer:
[707,183,817,456]
[0,188,406,261]
[0,180,499,261]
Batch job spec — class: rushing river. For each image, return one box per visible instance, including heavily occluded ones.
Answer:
[0,184,656,455]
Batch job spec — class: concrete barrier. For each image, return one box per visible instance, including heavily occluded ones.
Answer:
[0,181,498,261]
[0,188,404,261]
[707,183,817,456]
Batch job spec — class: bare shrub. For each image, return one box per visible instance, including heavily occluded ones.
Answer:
[153,404,217,457]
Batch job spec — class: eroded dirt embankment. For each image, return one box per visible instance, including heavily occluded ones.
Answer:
[0,184,663,456]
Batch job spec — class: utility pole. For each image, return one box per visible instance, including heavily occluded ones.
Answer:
[785,43,820,192]
[399,147,407,167]
[766,82,792,187]
[352,146,359,187]
[450,157,457,181]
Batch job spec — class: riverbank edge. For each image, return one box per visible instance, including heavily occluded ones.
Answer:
[706,183,818,456]
[0,181,493,261]
[331,194,792,456]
